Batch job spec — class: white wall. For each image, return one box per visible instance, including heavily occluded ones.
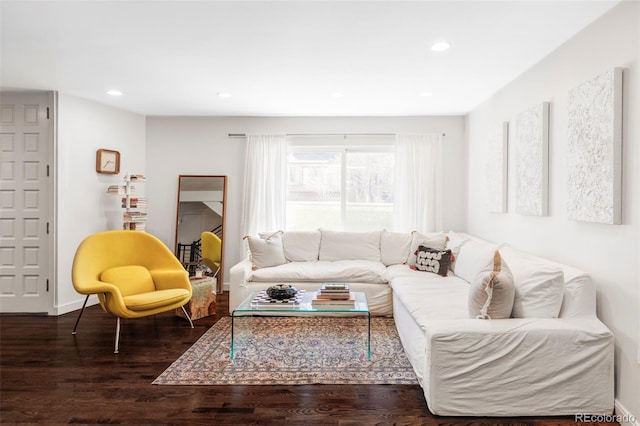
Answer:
[55,94,145,314]
[145,116,466,287]
[466,1,639,420]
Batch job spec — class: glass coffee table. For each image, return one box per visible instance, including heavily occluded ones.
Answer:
[231,290,371,360]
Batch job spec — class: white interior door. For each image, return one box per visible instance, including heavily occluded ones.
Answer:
[0,91,53,314]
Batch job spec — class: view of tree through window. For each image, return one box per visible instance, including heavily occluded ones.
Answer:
[287,149,394,231]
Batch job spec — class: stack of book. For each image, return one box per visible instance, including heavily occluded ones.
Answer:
[107,185,135,195]
[311,283,355,307]
[123,211,147,222]
[122,197,148,209]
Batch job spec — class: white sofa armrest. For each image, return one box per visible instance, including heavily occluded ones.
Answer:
[423,317,614,416]
[229,258,254,312]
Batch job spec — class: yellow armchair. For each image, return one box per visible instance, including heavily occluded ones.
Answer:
[200,231,222,278]
[71,230,193,353]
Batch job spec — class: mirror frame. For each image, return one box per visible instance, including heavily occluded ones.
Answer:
[174,175,227,293]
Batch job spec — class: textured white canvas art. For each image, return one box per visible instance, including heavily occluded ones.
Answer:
[515,102,549,216]
[567,68,622,224]
[486,122,508,213]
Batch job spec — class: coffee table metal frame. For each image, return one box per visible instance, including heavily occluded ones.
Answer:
[231,290,371,360]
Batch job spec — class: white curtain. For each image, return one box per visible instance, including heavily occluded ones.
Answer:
[241,134,287,238]
[393,133,443,232]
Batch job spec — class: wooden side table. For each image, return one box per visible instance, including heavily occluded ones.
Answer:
[176,276,217,320]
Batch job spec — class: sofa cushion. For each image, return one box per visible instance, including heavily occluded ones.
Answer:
[454,238,500,284]
[260,230,321,262]
[319,229,381,262]
[408,231,447,266]
[499,245,564,318]
[412,246,452,277]
[380,230,412,266]
[391,274,470,321]
[246,233,287,269]
[468,251,515,319]
[247,259,388,284]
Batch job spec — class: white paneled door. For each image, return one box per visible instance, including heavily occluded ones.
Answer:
[0,92,53,314]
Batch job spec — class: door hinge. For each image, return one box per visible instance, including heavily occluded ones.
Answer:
[46,279,49,292]
[46,107,50,119]
[46,222,49,234]
[47,165,50,177]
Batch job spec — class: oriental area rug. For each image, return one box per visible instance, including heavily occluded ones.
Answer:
[153,316,418,385]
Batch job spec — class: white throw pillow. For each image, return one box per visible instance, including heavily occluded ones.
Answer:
[407,231,447,266]
[245,233,286,269]
[499,245,565,318]
[454,239,499,284]
[468,251,515,319]
[259,230,321,262]
[380,230,412,266]
[318,229,381,262]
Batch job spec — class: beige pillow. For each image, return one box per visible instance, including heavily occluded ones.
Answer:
[245,233,286,269]
[468,251,515,319]
[407,231,447,266]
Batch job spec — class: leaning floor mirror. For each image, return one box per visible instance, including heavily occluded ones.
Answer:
[174,175,227,293]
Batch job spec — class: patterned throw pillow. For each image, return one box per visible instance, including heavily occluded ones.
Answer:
[411,245,452,276]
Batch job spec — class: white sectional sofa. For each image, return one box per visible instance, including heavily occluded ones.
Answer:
[229,229,614,417]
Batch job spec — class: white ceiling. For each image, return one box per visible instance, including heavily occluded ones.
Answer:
[0,1,620,117]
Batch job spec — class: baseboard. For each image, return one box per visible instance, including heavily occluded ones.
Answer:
[53,295,99,316]
[615,399,639,426]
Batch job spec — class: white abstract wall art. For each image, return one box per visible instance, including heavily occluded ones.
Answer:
[515,102,549,216]
[486,122,508,213]
[567,68,623,224]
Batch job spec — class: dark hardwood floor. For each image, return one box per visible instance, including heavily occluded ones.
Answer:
[1,292,618,425]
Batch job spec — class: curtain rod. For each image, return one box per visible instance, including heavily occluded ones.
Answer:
[228,132,446,138]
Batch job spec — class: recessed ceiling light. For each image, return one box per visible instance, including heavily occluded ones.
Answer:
[331,92,344,98]
[217,92,231,98]
[106,90,122,96]
[431,41,451,52]
[420,92,433,97]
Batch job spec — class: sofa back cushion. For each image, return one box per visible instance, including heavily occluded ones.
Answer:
[260,230,321,262]
[468,251,515,319]
[319,229,381,262]
[380,230,412,266]
[446,231,470,273]
[557,267,596,318]
[499,245,564,318]
[454,238,500,284]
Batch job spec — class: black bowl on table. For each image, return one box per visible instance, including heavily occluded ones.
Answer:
[266,284,298,300]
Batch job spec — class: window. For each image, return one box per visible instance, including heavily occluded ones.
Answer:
[286,142,394,231]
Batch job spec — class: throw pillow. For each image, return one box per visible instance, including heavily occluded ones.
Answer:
[244,233,286,269]
[468,251,515,319]
[411,246,451,276]
[407,231,447,266]
[259,230,321,262]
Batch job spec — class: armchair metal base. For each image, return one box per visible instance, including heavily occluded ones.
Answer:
[73,300,195,354]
